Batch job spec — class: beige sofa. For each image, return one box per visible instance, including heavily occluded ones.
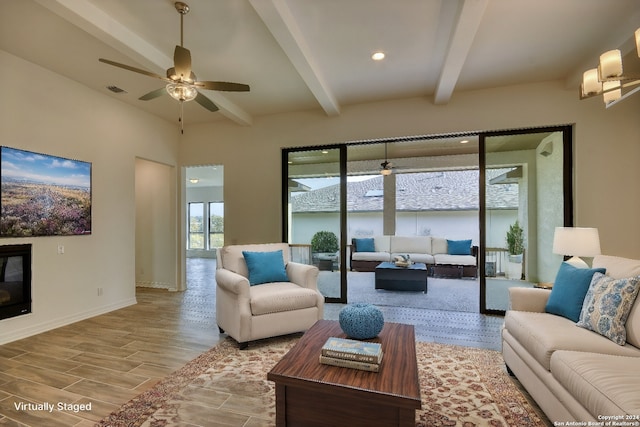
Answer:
[502,255,640,423]
[215,243,324,349]
[350,235,478,278]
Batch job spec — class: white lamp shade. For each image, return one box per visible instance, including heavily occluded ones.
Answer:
[582,68,601,96]
[636,28,640,57]
[602,80,621,104]
[599,49,623,79]
[552,227,601,258]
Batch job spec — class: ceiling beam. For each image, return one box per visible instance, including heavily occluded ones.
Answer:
[433,0,488,105]
[249,0,340,116]
[35,0,253,126]
[206,92,253,126]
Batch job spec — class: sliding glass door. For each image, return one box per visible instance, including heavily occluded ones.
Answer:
[480,126,572,314]
[283,146,347,303]
[282,125,572,312]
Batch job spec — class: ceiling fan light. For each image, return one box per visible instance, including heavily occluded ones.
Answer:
[599,49,623,79]
[166,82,197,102]
[582,68,601,96]
[380,168,392,176]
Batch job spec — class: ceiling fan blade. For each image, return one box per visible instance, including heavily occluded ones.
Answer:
[195,81,250,92]
[195,92,219,112]
[99,58,168,81]
[173,45,192,80]
[139,87,167,101]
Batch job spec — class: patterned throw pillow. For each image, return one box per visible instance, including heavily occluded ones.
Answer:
[577,272,640,345]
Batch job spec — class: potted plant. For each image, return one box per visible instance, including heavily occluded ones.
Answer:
[311,231,339,270]
[506,220,524,279]
[506,220,524,261]
[311,231,339,253]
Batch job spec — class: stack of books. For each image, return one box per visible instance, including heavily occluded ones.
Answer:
[319,337,383,372]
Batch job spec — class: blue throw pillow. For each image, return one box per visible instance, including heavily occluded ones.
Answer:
[242,250,289,286]
[354,238,375,252]
[545,262,606,322]
[447,239,471,255]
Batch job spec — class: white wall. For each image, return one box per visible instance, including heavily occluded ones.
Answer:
[0,50,179,344]
[179,80,640,259]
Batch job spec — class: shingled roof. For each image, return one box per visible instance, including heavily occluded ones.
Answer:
[291,169,518,213]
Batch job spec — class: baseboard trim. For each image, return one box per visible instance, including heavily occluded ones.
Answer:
[0,297,137,345]
[136,281,177,291]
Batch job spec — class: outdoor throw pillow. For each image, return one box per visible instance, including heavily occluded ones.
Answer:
[354,238,375,252]
[242,250,289,286]
[447,239,471,255]
[577,272,640,345]
[545,262,606,322]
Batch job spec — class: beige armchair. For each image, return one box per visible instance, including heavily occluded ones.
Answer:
[215,243,324,349]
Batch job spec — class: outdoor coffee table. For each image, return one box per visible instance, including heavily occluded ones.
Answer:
[375,262,428,292]
[267,319,421,427]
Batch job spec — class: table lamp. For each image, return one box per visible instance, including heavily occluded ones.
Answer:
[552,227,601,268]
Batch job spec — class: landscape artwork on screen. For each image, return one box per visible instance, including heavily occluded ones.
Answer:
[0,146,91,237]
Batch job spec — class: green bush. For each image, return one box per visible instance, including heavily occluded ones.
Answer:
[311,231,339,253]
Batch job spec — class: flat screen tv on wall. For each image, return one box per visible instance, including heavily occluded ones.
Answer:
[0,146,91,237]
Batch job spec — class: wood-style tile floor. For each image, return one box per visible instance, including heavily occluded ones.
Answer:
[0,259,221,426]
[0,258,505,426]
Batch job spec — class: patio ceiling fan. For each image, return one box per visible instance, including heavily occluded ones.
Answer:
[98,2,249,132]
[380,143,394,175]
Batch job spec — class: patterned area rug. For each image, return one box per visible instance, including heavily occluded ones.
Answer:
[97,335,547,427]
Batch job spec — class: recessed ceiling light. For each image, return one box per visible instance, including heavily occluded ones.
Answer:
[371,51,385,61]
[189,178,199,184]
[460,140,469,144]
[321,150,329,154]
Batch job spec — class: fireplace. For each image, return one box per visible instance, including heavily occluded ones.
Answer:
[0,244,31,320]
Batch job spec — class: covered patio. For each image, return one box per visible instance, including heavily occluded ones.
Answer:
[317,270,535,313]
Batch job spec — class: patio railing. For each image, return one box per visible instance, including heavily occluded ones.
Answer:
[290,244,312,264]
[485,247,507,277]
[485,247,525,280]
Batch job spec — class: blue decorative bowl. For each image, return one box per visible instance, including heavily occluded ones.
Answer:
[338,303,384,339]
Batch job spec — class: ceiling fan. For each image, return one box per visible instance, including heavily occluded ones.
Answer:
[98,2,249,132]
[380,143,393,175]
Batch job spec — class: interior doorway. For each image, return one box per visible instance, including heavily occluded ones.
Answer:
[185,165,224,259]
[184,165,224,293]
[135,158,177,290]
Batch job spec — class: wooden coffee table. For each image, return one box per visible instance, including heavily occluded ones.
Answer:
[267,319,421,427]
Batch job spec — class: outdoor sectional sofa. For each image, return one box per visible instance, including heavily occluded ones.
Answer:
[350,235,478,278]
[502,254,640,423]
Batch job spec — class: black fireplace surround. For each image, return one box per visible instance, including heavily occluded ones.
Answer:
[0,244,32,320]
